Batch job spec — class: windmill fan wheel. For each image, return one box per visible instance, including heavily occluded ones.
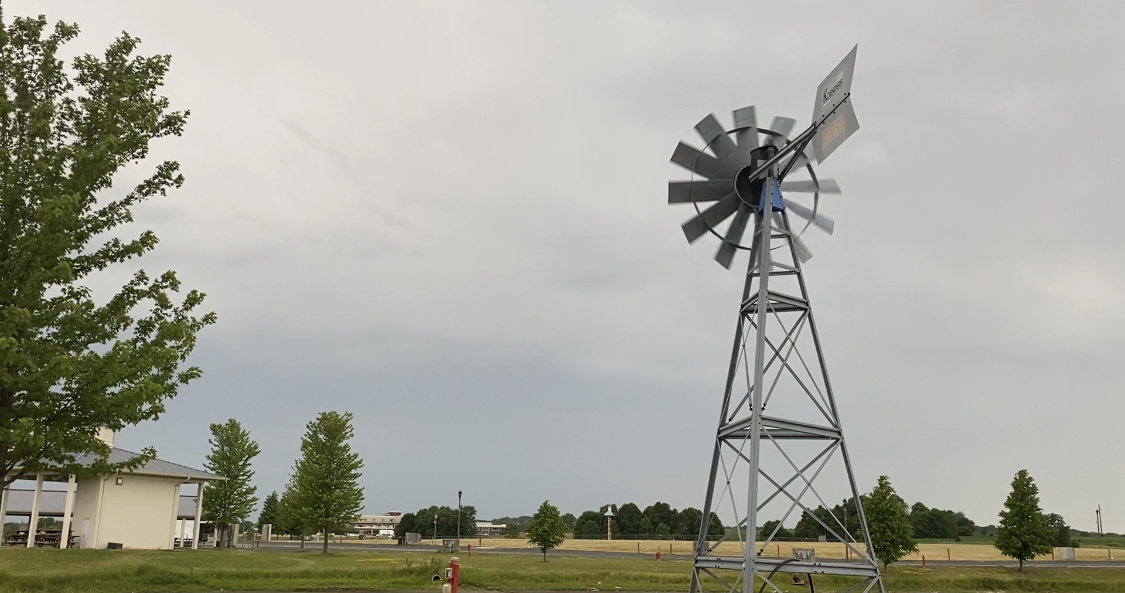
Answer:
[668,106,842,269]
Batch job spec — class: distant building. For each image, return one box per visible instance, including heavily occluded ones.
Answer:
[475,521,506,536]
[352,512,402,537]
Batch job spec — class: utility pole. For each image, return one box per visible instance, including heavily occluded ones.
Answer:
[1097,506,1103,536]
[433,514,438,545]
[457,490,463,545]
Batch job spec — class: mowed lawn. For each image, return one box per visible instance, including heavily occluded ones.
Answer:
[2,548,1125,593]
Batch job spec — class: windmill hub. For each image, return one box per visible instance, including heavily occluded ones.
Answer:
[734,145,779,211]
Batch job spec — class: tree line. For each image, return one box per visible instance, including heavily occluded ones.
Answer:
[571,502,725,540]
[759,498,977,542]
[394,505,479,539]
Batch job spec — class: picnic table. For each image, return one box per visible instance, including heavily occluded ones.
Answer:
[3,530,76,548]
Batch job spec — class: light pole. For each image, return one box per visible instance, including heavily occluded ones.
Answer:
[457,490,463,546]
[433,514,438,546]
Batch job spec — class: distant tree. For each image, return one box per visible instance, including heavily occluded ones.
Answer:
[505,522,520,538]
[705,512,726,539]
[615,503,643,539]
[1044,513,1076,548]
[258,491,279,532]
[759,519,792,541]
[643,502,678,535]
[395,513,417,538]
[492,515,530,532]
[639,516,654,538]
[830,497,865,538]
[994,470,1053,570]
[411,505,478,539]
[679,507,704,540]
[202,419,260,548]
[573,510,604,539]
[865,476,918,568]
[794,506,837,539]
[561,512,577,530]
[0,7,215,492]
[276,478,313,548]
[526,500,568,561]
[954,512,977,537]
[292,411,365,554]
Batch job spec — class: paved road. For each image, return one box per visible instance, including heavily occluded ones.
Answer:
[255,541,1125,568]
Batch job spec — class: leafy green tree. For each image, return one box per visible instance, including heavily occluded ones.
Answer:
[995,470,1053,570]
[759,519,792,541]
[679,507,703,539]
[408,505,478,539]
[0,6,214,490]
[1044,513,1075,548]
[526,500,567,561]
[276,478,312,547]
[614,503,643,539]
[505,522,520,538]
[643,502,677,535]
[202,419,260,548]
[794,505,839,539]
[573,510,604,539]
[394,512,417,538]
[954,512,976,537]
[258,491,279,533]
[292,411,365,554]
[561,512,577,531]
[865,476,918,568]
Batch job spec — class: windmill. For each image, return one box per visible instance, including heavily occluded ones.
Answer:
[669,46,884,593]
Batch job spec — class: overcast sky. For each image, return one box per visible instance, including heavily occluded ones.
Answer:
[9,0,1124,533]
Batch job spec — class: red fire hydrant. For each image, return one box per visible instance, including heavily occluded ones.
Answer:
[442,556,460,593]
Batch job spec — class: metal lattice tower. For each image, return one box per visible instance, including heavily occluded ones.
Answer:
[667,46,883,593]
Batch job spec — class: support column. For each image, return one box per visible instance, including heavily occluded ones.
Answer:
[191,483,205,550]
[26,473,44,548]
[60,475,76,549]
[167,483,182,550]
[0,481,10,529]
[179,518,186,548]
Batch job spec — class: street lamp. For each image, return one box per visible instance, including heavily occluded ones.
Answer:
[457,490,463,546]
[433,514,438,546]
[605,508,615,542]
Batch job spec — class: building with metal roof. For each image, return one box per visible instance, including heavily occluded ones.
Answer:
[0,429,224,550]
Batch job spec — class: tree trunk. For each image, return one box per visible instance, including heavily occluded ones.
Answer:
[322,527,329,554]
[542,549,547,562]
[1019,558,1024,571]
[299,532,305,550]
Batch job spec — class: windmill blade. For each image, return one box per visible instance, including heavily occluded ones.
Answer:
[792,234,814,263]
[733,105,758,150]
[696,114,737,159]
[715,204,752,269]
[768,116,797,147]
[783,198,835,234]
[671,142,726,180]
[779,179,842,194]
[669,180,734,203]
[682,192,741,244]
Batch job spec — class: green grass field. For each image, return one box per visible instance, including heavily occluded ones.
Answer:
[1,548,1124,593]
